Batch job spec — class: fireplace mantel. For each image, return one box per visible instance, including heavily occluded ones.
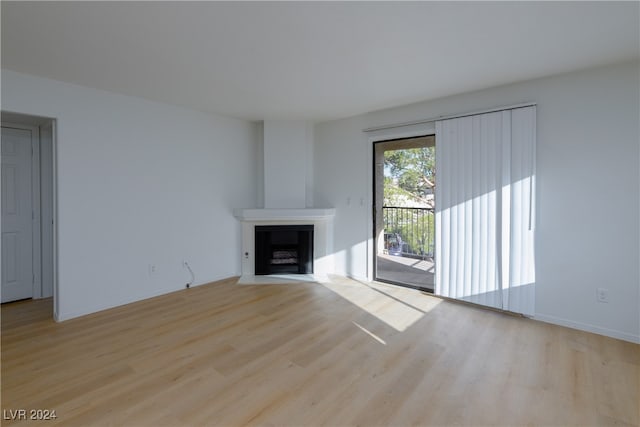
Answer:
[233,208,335,222]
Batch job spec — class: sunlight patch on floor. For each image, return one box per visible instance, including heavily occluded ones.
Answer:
[353,321,387,345]
[322,278,441,332]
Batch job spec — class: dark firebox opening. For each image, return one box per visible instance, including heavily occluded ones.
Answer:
[255,225,314,275]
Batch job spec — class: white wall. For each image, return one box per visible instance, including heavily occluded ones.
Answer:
[314,116,369,280]
[2,70,260,321]
[263,120,312,208]
[314,61,640,343]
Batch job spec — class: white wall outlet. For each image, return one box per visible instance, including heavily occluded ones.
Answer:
[148,264,157,276]
[596,288,609,303]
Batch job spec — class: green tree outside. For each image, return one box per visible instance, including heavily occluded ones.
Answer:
[384,146,436,257]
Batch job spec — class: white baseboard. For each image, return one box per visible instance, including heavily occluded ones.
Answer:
[55,276,228,322]
[56,284,181,322]
[534,313,640,344]
[345,273,370,283]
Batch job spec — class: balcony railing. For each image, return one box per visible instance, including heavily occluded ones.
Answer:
[383,206,434,259]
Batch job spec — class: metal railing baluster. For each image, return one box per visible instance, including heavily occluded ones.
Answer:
[382,206,434,260]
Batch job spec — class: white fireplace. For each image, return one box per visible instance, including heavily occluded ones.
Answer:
[234,208,335,278]
[234,120,336,281]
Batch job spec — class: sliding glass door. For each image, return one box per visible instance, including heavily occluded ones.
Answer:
[373,136,435,291]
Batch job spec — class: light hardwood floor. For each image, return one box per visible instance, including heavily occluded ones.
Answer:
[2,276,638,426]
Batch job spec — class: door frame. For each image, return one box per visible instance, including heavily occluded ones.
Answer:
[371,135,436,291]
[1,118,57,315]
[364,121,435,283]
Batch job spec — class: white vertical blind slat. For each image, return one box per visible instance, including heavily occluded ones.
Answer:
[507,106,536,316]
[501,111,512,311]
[435,121,445,296]
[462,117,473,301]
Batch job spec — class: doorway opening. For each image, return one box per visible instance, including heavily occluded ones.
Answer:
[373,135,435,291]
[1,112,57,319]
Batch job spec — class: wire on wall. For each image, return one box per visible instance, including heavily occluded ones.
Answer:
[184,261,195,288]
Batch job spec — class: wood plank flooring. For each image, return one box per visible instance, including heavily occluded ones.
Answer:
[2,276,638,426]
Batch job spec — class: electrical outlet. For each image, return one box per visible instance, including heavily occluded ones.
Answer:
[148,264,157,276]
[596,288,609,303]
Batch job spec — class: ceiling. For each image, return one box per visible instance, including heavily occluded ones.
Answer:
[2,1,638,122]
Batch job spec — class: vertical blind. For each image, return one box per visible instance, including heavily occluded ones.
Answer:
[435,106,536,316]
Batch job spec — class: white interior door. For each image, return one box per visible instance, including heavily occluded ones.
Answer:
[1,126,34,302]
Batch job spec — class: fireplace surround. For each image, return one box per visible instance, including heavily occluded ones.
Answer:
[233,208,335,279]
